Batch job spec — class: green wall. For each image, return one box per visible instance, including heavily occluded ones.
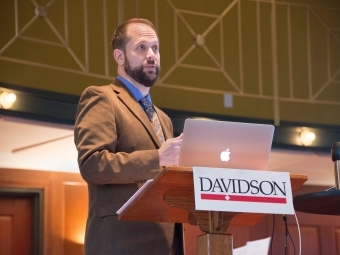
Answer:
[1,0,340,126]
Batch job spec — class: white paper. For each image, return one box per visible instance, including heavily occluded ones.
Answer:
[233,246,247,255]
[233,237,271,255]
[116,179,153,214]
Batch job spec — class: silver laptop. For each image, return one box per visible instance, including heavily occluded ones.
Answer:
[178,118,275,170]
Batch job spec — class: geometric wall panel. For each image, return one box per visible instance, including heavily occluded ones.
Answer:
[1,0,340,125]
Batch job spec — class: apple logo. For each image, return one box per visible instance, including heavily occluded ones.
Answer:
[220,149,230,162]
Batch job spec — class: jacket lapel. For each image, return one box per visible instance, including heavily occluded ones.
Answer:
[110,80,162,147]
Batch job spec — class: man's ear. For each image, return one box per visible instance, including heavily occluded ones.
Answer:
[113,49,125,65]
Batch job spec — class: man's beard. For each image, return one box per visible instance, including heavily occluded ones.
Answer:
[124,58,160,87]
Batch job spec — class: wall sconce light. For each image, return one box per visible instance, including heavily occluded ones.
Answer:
[0,91,17,109]
[299,128,315,146]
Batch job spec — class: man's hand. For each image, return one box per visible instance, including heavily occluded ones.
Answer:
[158,133,183,166]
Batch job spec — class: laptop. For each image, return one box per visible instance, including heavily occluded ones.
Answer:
[178,118,275,170]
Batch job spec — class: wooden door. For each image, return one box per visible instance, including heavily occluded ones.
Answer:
[0,196,33,255]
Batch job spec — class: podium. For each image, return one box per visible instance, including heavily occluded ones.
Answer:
[118,166,307,254]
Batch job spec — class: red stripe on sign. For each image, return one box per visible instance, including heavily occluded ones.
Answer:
[200,193,287,204]
[201,194,227,200]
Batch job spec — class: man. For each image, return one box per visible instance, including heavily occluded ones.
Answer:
[74,18,183,255]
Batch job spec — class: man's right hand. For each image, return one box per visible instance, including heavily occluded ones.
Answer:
[158,133,183,166]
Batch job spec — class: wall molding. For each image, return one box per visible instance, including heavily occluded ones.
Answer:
[1,82,339,152]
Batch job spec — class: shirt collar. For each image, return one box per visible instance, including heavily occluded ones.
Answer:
[117,75,152,104]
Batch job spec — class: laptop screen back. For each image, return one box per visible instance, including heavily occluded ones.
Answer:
[178,118,275,170]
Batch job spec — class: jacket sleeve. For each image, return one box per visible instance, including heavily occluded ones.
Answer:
[74,86,163,185]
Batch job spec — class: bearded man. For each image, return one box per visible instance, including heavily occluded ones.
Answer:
[74,18,183,255]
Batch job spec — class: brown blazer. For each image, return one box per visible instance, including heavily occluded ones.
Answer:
[74,79,175,255]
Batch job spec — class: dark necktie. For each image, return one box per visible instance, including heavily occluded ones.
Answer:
[139,97,165,144]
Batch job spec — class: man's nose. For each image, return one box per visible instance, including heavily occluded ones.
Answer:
[146,48,156,59]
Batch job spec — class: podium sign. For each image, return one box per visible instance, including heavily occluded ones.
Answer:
[193,167,294,215]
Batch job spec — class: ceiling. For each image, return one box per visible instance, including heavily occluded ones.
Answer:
[0,115,335,188]
[0,115,77,172]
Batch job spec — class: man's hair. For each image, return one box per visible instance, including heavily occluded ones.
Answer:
[111,18,157,51]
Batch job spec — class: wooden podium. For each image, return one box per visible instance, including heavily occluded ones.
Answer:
[118,166,307,255]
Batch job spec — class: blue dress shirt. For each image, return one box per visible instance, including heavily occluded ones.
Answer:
[117,75,152,105]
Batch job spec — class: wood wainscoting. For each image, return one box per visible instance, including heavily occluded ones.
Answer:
[0,168,88,255]
[1,168,339,255]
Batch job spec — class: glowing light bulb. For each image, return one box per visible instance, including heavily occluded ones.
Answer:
[0,92,16,109]
[299,129,315,146]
